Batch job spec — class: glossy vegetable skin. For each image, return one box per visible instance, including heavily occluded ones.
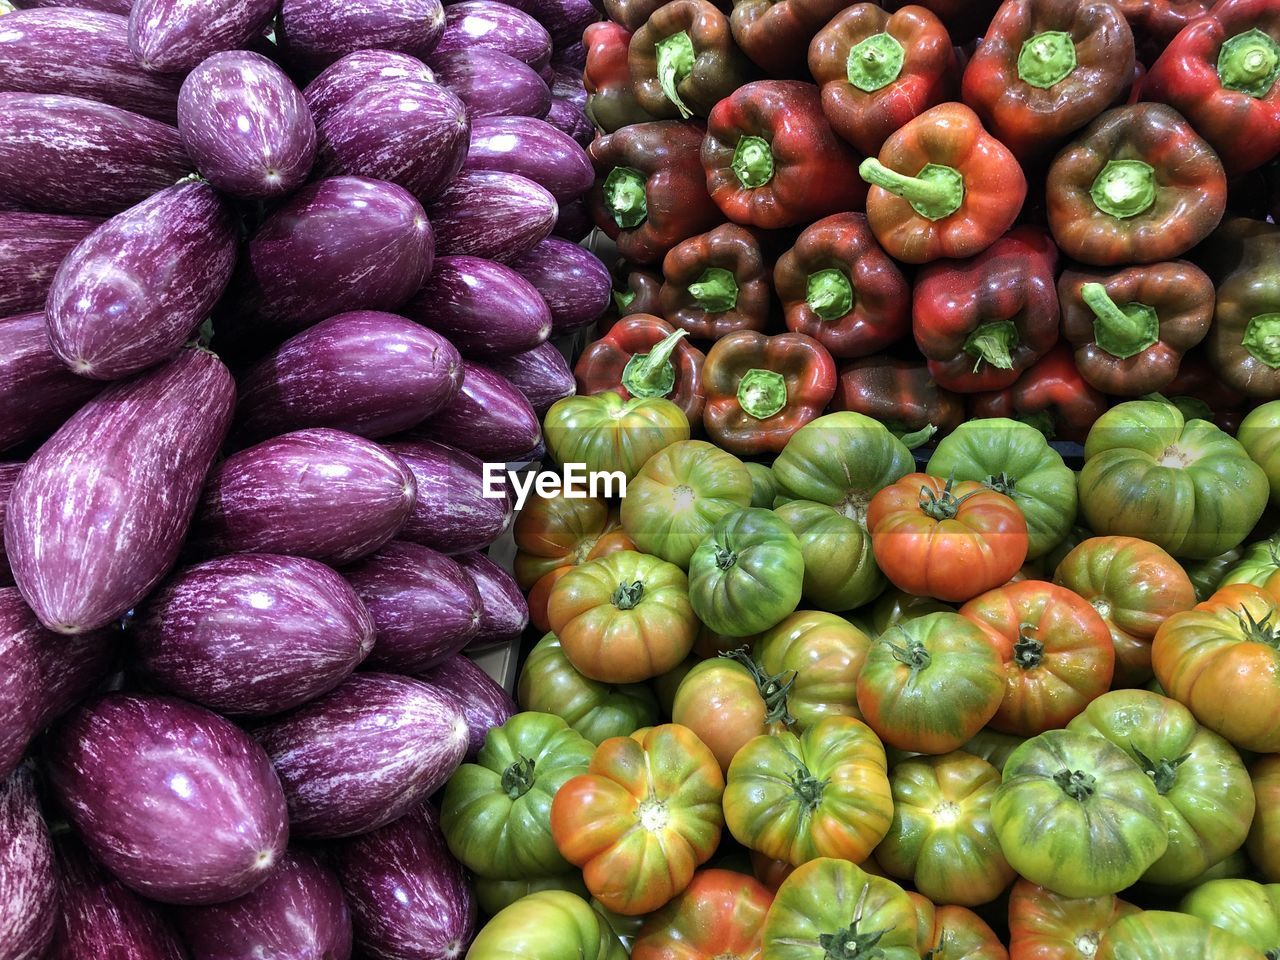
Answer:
[659,224,772,340]
[574,315,708,424]
[465,891,627,960]
[544,392,690,482]
[1006,878,1139,960]
[628,0,749,120]
[631,868,773,960]
[688,508,805,637]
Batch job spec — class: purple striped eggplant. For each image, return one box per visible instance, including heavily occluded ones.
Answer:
[0,765,58,958]
[556,42,587,70]
[509,237,610,335]
[345,541,481,673]
[421,654,516,759]
[0,93,190,215]
[553,196,593,242]
[384,439,512,555]
[0,8,180,123]
[434,1,551,74]
[546,97,594,147]
[128,0,278,74]
[132,554,375,717]
[12,0,133,14]
[426,169,555,263]
[177,51,317,199]
[464,116,592,203]
[503,0,600,48]
[234,312,461,445]
[427,47,551,118]
[0,465,18,586]
[191,429,416,567]
[48,693,289,905]
[0,312,104,453]
[550,63,588,109]
[480,340,575,415]
[332,804,475,960]
[278,0,445,72]
[0,212,101,317]
[178,851,353,960]
[4,348,234,634]
[456,551,528,651]
[253,672,469,838]
[405,255,551,359]
[411,361,541,461]
[45,179,237,380]
[303,49,435,129]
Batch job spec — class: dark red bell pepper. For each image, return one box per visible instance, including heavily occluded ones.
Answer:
[574,313,708,423]
[913,226,1060,393]
[702,330,837,455]
[584,22,653,133]
[1143,0,1280,174]
[772,213,910,358]
[606,0,671,31]
[968,342,1109,443]
[1160,348,1250,433]
[1201,218,1280,399]
[629,0,752,120]
[595,263,664,338]
[1115,1,1215,51]
[659,223,771,341]
[700,80,867,229]
[832,357,965,446]
[730,0,853,78]
[889,0,1002,45]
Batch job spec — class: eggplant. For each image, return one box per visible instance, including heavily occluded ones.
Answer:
[190,428,416,567]
[552,196,593,242]
[426,169,555,263]
[177,51,317,199]
[253,672,469,838]
[411,361,541,461]
[12,0,133,14]
[128,0,278,74]
[0,588,116,778]
[509,237,611,335]
[0,212,101,318]
[427,47,551,118]
[0,93,190,215]
[503,0,599,49]
[278,0,445,73]
[434,2,551,74]
[456,551,528,650]
[303,49,435,129]
[0,312,104,453]
[178,851,353,960]
[465,115,593,203]
[47,693,289,905]
[332,804,475,960]
[481,341,575,416]
[384,439,512,554]
[549,63,587,109]
[0,8,180,123]
[235,311,462,445]
[420,654,516,759]
[555,41,587,71]
[545,97,594,147]
[4,348,234,635]
[345,541,481,674]
[132,554,375,717]
[46,180,237,381]
[0,465,17,586]
[0,765,58,958]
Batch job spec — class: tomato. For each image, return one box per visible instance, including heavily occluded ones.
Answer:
[927,418,1078,560]
[867,474,1028,603]
[856,612,1006,754]
[1239,400,1280,507]
[874,752,1014,908]
[960,581,1114,736]
[1220,538,1280,592]
[620,440,754,568]
[688,508,804,637]
[870,589,954,634]
[1096,911,1263,960]
[751,851,796,892]
[465,890,628,960]
[672,652,791,773]
[695,623,756,659]
[961,730,1025,774]
[544,392,690,482]
[593,898,646,951]
[724,716,892,867]
[1053,536,1197,688]
[1181,879,1280,958]
[1007,879,1139,960]
[746,462,778,508]
[908,895,1009,960]
[517,633,659,745]
[775,500,886,612]
[551,724,725,916]
[473,873,590,917]
[654,657,697,719]
[548,550,698,683]
[755,611,872,729]
[1249,756,1280,883]
[632,869,774,960]
[1184,546,1246,602]
[1078,400,1269,559]
[992,730,1168,898]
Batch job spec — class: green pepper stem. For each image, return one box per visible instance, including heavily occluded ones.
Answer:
[655,31,695,119]
[603,167,647,229]
[737,368,788,420]
[612,579,644,609]
[858,159,965,221]
[732,135,775,189]
[1080,282,1160,360]
[1017,31,1077,88]
[687,267,739,313]
[897,424,937,449]
[621,330,688,399]
[1243,313,1280,369]
[846,31,905,92]
[963,320,1018,371]
[500,755,537,799]
[1090,160,1157,220]
[806,269,854,321]
[1218,28,1280,98]
[613,288,637,313]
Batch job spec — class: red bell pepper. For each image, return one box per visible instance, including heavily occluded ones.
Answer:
[807,3,960,157]
[629,0,751,120]
[574,314,708,423]
[700,80,867,229]
[1116,1,1215,51]
[605,0,670,31]
[968,342,1109,443]
[858,103,1027,263]
[584,22,654,133]
[772,212,910,358]
[913,226,1060,393]
[1143,0,1280,174]
[613,264,664,318]
[889,0,1002,45]
[832,357,965,446]
[730,0,853,78]
[659,223,772,340]
[702,330,837,455]
[1160,348,1250,434]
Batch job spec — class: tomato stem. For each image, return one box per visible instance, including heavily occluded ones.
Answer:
[1012,626,1044,670]
[817,887,889,960]
[918,475,980,521]
[1131,745,1189,796]
[1236,607,1280,648]
[885,633,932,673]
[722,648,796,727]
[1053,768,1096,801]
[500,755,537,799]
[612,579,645,610]
[787,759,829,811]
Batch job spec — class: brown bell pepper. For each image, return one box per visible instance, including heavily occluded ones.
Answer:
[606,0,673,31]
[574,314,708,423]
[968,342,1109,443]
[1160,348,1250,433]
[1115,1,1215,51]
[730,0,852,78]
[588,120,723,266]
[613,263,664,318]
[858,103,1027,264]
[808,4,960,157]
[584,22,654,133]
[1045,103,1228,266]
[832,357,965,446]
[961,0,1137,161]
[890,0,1002,45]
[1202,219,1280,398]
[773,212,910,358]
[1058,260,1214,395]
[659,223,771,341]
[629,0,752,120]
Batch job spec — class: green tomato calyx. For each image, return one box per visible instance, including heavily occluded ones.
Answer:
[1131,745,1189,796]
[963,319,1018,372]
[714,546,739,570]
[500,755,537,799]
[737,368,788,420]
[603,167,648,229]
[886,633,932,673]
[818,888,888,960]
[846,31,906,92]
[806,268,854,321]
[920,475,980,521]
[788,759,829,811]
[622,329,688,399]
[1091,160,1157,220]
[612,579,645,610]
[1054,768,1097,801]
[688,267,739,314]
[1018,31,1077,88]
[1237,606,1280,649]
[723,648,796,726]
[859,159,965,221]
[1081,282,1160,359]
[1013,624,1045,670]
[983,472,1018,498]
[1219,28,1280,97]
[656,31,695,118]
[732,135,775,189]
[1243,313,1280,369]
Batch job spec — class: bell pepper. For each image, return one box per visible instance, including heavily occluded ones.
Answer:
[1116,0,1215,51]
[1143,0,1280,174]
[584,22,654,133]
[629,0,752,120]
[960,0,1137,161]
[589,120,723,266]
[1045,104,1228,265]
[700,80,867,230]
[702,330,837,455]
[1160,349,1250,434]
[730,0,854,78]
[613,263,664,318]
[858,103,1027,263]
[574,314,708,424]
[1058,260,1215,395]
[606,0,671,31]
[832,357,965,446]
[890,0,1002,45]
[807,3,960,156]
[1202,219,1280,398]
[912,226,1060,393]
[772,212,910,358]
[968,342,1109,443]
[659,223,771,341]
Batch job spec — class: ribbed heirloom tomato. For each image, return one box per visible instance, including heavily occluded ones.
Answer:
[1250,755,1280,883]
[631,868,774,960]
[1007,878,1139,960]
[672,651,794,773]
[1180,878,1280,959]
[464,890,627,960]
[1096,912,1264,960]
[908,894,1008,960]
[755,610,873,729]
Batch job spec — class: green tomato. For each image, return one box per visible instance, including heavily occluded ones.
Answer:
[1220,536,1280,588]
[473,873,590,917]
[775,500,885,612]
[689,507,804,637]
[1239,400,1280,506]
[926,417,1077,559]
[1183,546,1246,601]
[1097,911,1263,960]
[745,461,778,508]
[544,392,689,482]
[961,729,1026,774]
[867,588,952,636]
[1181,879,1280,958]
[465,890,628,960]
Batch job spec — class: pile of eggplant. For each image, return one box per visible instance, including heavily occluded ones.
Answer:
[0,0,608,954]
